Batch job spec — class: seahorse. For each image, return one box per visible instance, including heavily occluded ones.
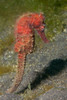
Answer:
[6,13,49,93]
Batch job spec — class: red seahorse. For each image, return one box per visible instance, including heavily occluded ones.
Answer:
[6,13,49,93]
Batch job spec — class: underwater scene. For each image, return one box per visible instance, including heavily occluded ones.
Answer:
[0,0,67,99]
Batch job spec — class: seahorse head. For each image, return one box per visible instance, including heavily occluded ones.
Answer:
[30,13,49,43]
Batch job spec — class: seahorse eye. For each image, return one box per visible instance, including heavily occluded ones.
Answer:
[43,22,45,26]
[41,28,44,32]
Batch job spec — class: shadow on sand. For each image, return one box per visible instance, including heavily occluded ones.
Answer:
[18,58,67,93]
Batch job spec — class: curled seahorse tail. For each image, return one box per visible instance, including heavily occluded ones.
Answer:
[6,51,26,93]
